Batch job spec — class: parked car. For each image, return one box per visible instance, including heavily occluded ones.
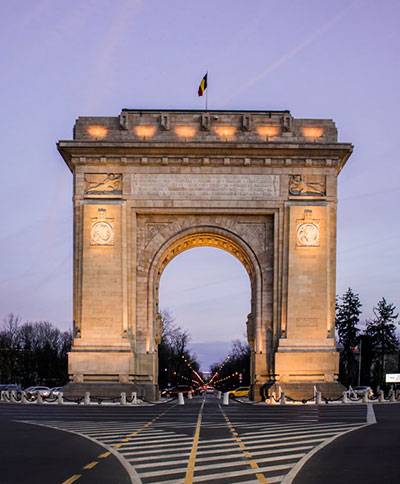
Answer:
[349,386,373,398]
[228,386,250,398]
[50,387,64,397]
[0,384,22,393]
[161,385,194,398]
[24,386,51,398]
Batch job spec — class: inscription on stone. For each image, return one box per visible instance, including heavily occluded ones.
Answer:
[131,174,280,200]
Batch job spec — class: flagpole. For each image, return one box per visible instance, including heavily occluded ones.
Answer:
[205,70,208,111]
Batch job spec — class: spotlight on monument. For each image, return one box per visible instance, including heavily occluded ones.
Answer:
[175,125,196,139]
[134,125,157,139]
[256,125,281,139]
[301,127,324,139]
[87,125,108,139]
[214,126,236,140]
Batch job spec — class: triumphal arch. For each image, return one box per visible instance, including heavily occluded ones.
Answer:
[58,109,352,400]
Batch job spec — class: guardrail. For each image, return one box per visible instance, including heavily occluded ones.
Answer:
[221,389,400,405]
[0,390,177,406]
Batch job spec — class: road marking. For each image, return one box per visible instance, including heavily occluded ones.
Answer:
[98,451,111,459]
[61,402,176,484]
[184,398,205,484]
[62,475,81,484]
[219,404,268,484]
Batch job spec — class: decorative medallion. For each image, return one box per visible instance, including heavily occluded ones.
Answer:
[90,208,114,246]
[91,221,114,245]
[296,222,320,247]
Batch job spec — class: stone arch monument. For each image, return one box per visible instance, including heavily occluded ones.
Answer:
[58,109,352,400]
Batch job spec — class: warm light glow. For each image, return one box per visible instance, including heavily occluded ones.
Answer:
[175,125,197,138]
[301,127,324,138]
[214,126,236,140]
[87,125,108,139]
[134,125,157,138]
[256,125,280,138]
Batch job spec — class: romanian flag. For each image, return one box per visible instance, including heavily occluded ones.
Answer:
[198,73,208,96]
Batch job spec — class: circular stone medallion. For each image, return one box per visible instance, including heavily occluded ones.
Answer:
[297,223,319,246]
[91,221,113,245]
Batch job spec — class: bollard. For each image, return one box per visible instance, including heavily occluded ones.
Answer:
[390,391,396,403]
[222,392,229,406]
[11,390,17,403]
[37,393,43,405]
[280,392,286,405]
[0,391,4,402]
[378,390,385,403]
[21,392,28,404]
[217,391,222,400]
[131,392,138,405]
[178,392,185,405]
[362,390,369,403]
[187,391,193,400]
[57,393,63,405]
[84,391,91,405]
[316,391,322,405]
[120,392,127,406]
[342,391,349,404]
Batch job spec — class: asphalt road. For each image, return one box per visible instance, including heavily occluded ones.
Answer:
[1,397,398,483]
[294,404,400,484]
[0,419,131,484]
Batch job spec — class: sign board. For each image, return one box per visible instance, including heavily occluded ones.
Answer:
[385,373,400,383]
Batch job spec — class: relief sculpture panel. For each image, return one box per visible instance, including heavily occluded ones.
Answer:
[289,174,326,197]
[85,173,122,196]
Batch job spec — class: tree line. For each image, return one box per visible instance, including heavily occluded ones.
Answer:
[158,310,203,389]
[0,314,72,388]
[209,340,250,390]
[336,289,399,389]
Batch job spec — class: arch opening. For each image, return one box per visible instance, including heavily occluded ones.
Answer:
[147,226,266,397]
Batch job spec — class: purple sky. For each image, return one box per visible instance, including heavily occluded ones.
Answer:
[1,1,399,368]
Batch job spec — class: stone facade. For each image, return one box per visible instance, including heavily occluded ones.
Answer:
[58,109,352,399]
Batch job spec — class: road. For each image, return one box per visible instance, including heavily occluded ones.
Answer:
[0,395,395,484]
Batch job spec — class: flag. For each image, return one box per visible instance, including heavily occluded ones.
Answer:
[198,73,208,96]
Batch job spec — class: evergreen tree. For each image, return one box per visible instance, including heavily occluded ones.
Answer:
[335,288,362,386]
[366,298,399,387]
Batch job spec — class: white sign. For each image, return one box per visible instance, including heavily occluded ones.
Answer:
[385,373,400,383]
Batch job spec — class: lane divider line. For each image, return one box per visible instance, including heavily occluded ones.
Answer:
[184,397,206,484]
[62,475,81,484]
[219,404,268,484]
[58,402,177,484]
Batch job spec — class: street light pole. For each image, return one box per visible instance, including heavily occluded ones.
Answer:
[357,338,362,387]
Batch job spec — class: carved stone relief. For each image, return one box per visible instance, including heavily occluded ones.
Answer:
[85,173,122,196]
[90,208,114,246]
[289,175,326,197]
[296,209,320,247]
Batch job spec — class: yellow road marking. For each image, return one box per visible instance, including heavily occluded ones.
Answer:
[62,475,81,484]
[219,404,268,484]
[62,402,177,484]
[98,451,111,459]
[184,398,206,484]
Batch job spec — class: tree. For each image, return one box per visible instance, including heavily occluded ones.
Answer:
[210,340,250,391]
[157,310,202,389]
[0,314,72,387]
[366,298,399,387]
[335,288,362,386]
